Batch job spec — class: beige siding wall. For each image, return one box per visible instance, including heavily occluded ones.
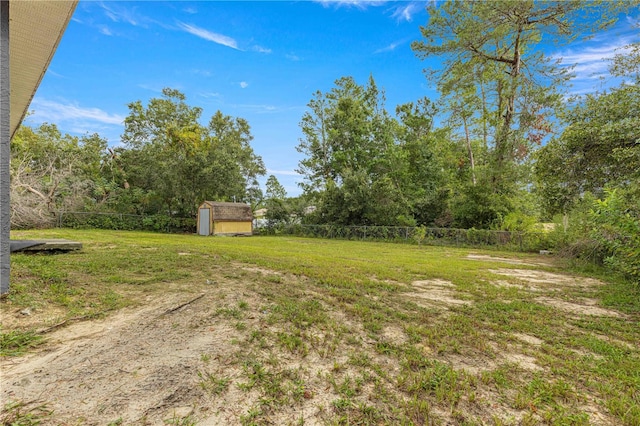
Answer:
[213,221,252,235]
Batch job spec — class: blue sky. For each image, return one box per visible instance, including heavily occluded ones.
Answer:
[25,1,639,197]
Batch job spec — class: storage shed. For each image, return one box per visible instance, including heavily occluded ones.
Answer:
[197,201,253,236]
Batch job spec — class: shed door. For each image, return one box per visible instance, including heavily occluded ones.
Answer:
[198,208,210,235]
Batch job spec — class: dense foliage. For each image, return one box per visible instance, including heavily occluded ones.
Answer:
[11,89,265,227]
[10,1,638,281]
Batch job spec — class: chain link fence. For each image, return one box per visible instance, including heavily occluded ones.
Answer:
[268,224,549,252]
[55,212,549,251]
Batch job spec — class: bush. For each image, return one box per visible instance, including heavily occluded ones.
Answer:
[548,188,640,282]
[59,212,196,234]
[589,188,640,282]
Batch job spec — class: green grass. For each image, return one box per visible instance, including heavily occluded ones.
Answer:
[0,329,44,356]
[197,370,231,395]
[4,229,640,425]
[0,400,53,425]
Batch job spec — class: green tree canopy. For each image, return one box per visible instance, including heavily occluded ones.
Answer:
[120,88,265,216]
[535,40,640,215]
[412,0,627,194]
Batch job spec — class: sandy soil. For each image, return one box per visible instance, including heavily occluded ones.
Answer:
[0,258,628,425]
[3,293,237,424]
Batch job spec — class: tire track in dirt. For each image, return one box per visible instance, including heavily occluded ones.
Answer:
[1,292,242,424]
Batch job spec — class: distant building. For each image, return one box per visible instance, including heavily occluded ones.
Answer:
[253,208,268,229]
[197,201,253,236]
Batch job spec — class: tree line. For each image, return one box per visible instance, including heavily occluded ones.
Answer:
[11,88,265,227]
[10,1,639,280]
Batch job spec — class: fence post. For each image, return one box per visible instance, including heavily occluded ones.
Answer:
[519,232,523,251]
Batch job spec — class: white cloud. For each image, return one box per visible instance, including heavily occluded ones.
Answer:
[192,69,212,77]
[199,92,222,99]
[315,0,387,9]
[99,2,143,27]
[239,81,249,89]
[29,98,125,126]
[316,0,423,21]
[183,7,198,15]
[46,69,65,78]
[375,42,399,54]
[177,22,239,50]
[137,84,163,93]
[99,25,113,36]
[253,45,272,54]
[391,3,422,22]
[554,39,634,81]
[374,38,411,54]
[286,53,301,61]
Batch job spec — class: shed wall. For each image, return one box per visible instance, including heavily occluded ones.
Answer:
[213,221,252,235]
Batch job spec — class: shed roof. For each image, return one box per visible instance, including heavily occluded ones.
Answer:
[201,201,253,222]
[10,1,78,138]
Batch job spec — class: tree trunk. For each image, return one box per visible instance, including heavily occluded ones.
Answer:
[462,114,476,186]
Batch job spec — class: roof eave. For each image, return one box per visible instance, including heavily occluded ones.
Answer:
[9,1,78,138]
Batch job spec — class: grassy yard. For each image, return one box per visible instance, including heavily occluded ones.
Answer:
[1,229,639,425]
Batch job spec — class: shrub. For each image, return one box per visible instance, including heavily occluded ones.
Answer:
[59,212,196,234]
[589,188,640,282]
[548,188,640,282]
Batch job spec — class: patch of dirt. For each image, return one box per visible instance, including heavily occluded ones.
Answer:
[447,343,542,375]
[368,275,401,285]
[512,333,544,346]
[535,297,623,318]
[0,272,397,425]
[447,354,497,375]
[490,268,604,291]
[590,333,639,351]
[235,263,282,276]
[503,353,543,372]
[491,279,535,291]
[1,294,227,425]
[467,254,552,267]
[405,279,473,308]
[0,305,68,331]
[380,325,408,346]
[581,402,615,426]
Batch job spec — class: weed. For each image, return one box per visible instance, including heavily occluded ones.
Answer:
[0,400,53,425]
[163,413,197,426]
[239,406,262,426]
[402,396,432,425]
[0,330,44,356]
[266,275,282,283]
[216,307,243,320]
[197,370,230,395]
[332,398,353,411]
[276,331,308,356]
